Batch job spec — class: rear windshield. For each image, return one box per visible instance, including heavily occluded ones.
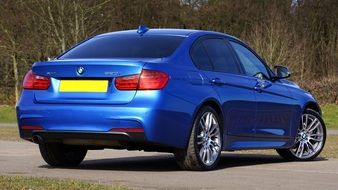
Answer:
[58,35,185,59]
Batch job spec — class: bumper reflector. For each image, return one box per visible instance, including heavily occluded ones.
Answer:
[110,128,144,133]
[21,125,43,130]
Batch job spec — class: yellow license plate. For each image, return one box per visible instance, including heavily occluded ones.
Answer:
[59,80,108,92]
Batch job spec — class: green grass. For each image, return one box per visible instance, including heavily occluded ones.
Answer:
[0,105,16,123]
[322,104,338,129]
[0,175,127,190]
[0,126,21,141]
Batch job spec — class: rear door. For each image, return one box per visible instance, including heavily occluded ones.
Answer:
[191,36,257,137]
[229,41,298,138]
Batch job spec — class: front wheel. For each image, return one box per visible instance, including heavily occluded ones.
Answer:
[175,106,222,170]
[277,109,326,161]
[39,143,87,167]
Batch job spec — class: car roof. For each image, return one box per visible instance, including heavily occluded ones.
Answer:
[97,28,238,39]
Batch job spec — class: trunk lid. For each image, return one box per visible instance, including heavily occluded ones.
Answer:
[32,59,148,104]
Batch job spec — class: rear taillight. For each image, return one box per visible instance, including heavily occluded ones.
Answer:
[115,69,169,90]
[138,70,169,90]
[23,70,50,90]
[115,74,140,90]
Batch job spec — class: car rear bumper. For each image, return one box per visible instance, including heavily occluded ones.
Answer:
[16,90,198,149]
[27,130,147,148]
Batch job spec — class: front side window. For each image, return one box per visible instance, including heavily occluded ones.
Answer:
[230,41,270,79]
[59,35,185,59]
[202,39,240,74]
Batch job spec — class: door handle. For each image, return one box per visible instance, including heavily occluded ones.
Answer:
[210,78,225,85]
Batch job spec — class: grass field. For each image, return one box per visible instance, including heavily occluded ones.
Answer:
[1,104,337,128]
[0,175,127,190]
[0,105,16,123]
[322,104,338,129]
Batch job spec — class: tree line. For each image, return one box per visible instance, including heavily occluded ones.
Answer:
[0,0,337,105]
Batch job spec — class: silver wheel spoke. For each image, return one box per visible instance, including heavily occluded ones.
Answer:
[200,146,206,162]
[209,125,219,137]
[206,148,211,163]
[291,113,324,159]
[197,111,221,166]
[309,137,321,142]
[306,118,317,131]
[200,120,206,132]
[298,142,305,157]
[301,114,308,130]
[308,122,320,133]
[309,134,323,138]
[307,142,315,152]
[304,114,308,128]
[205,113,211,131]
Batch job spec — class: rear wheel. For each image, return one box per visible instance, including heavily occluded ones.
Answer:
[175,106,222,170]
[277,109,326,161]
[39,143,87,167]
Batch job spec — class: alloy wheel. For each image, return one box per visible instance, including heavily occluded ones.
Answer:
[290,113,324,159]
[197,112,221,166]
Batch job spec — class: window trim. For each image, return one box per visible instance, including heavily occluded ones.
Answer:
[189,35,245,75]
[228,39,275,80]
[58,34,185,59]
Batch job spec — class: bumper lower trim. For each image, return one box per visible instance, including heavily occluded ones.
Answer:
[30,130,146,144]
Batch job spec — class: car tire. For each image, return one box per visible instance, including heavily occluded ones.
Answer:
[175,106,222,170]
[39,143,87,167]
[276,109,326,161]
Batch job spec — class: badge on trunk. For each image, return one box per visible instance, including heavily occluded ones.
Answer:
[77,66,85,75]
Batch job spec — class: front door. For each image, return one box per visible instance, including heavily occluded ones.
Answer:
[229,41,297,139]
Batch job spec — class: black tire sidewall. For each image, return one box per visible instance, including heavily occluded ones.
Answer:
[39,143,87,167]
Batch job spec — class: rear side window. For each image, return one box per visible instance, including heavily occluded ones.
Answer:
[58,35,184,59]
[202,39,240,74]
[190,42,213,71]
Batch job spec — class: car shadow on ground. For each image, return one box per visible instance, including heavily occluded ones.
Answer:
[40,152,328,172]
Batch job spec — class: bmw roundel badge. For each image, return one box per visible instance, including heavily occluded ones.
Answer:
[77,66,85,75]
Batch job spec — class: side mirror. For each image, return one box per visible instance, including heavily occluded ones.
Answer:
[274,65,290,79]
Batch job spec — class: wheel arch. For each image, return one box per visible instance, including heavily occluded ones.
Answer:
[183,98,224,149]
[196,98,224,123]
[304,101,322,115]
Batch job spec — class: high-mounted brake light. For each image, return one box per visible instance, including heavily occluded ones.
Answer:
[23,70,50,90]
[115,69,169,90]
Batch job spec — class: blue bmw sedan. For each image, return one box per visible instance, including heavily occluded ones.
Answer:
[16,26,326,170]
